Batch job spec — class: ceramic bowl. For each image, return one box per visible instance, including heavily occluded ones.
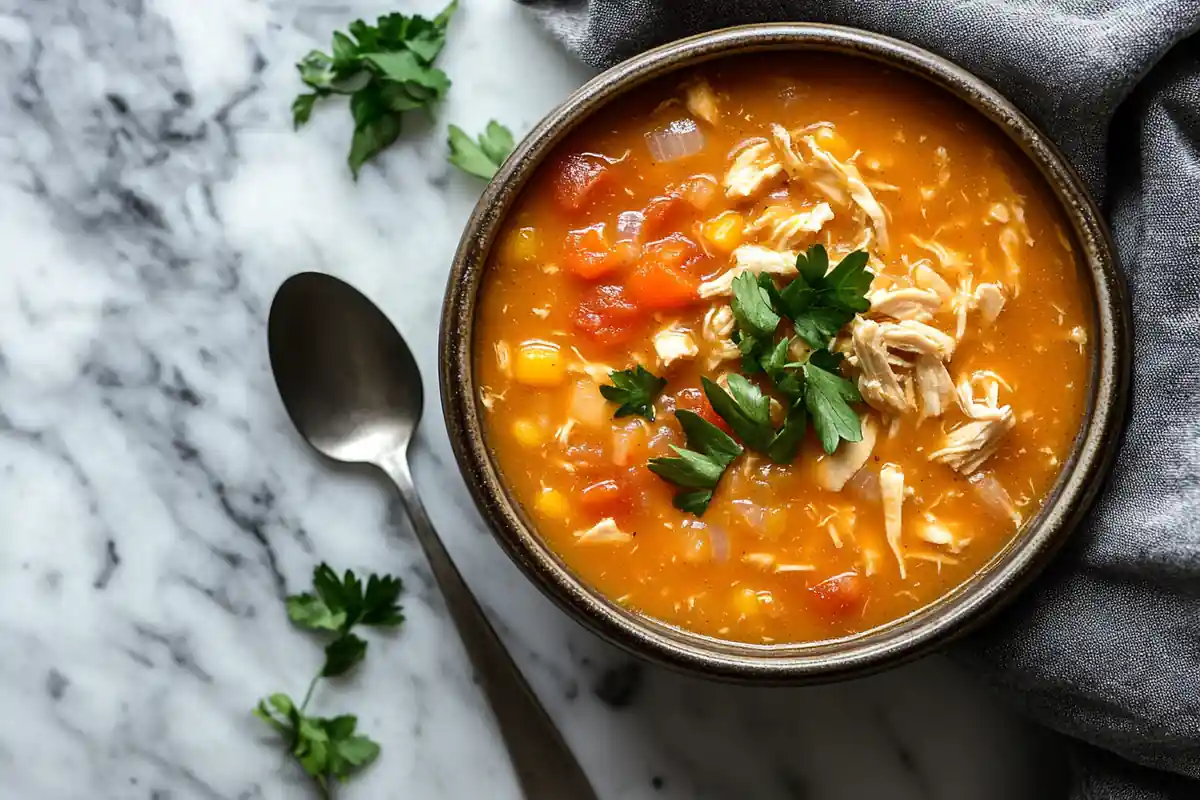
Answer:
[439,23,1130,683]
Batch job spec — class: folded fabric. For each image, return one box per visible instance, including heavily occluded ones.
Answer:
[518,1,1200,796]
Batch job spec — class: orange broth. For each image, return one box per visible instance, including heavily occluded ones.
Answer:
[474,54,1091,644]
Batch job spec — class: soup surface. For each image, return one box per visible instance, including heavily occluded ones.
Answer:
[475,54,1091,644]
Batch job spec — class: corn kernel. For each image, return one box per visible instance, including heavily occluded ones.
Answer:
[702,212,745,255]
[535,488,570,521]
[504,226,541,264]
[733,586,768,617]
[511,418,543,448]
[813,125,853,161]
[513,340,565,387]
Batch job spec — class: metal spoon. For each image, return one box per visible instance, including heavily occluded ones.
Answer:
[267,272,597,800]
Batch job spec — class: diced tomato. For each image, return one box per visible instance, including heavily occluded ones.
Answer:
[571,284,645,346]
[807,572,867,620]
[675,387,733,436]
[641,193,687,239]
[626,234,703,311]
[580,479,634,518]
[554,154,614,213]
[627,261,698,310]
[563,225,637,280]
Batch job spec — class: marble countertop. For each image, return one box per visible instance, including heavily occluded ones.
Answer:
[0,1,1066,797]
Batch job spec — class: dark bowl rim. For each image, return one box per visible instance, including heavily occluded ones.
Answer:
[439,23,1131,683]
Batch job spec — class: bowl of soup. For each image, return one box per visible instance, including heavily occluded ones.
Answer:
[440,24,1129,681]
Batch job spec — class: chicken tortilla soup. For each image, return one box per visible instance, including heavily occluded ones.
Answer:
[474,54,1091,645]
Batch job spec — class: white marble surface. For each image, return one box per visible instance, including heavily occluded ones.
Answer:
[0,1,1066,798]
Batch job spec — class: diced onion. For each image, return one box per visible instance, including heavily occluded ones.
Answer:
[644,118,705,162]
[969,472,1022,527]
[616,210,644,242]
[611,420,644,466]
[731,499,766,532]
[709,524,731,562]
[845,468,881,504]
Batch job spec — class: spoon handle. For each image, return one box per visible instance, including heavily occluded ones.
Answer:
[381,453,599,800]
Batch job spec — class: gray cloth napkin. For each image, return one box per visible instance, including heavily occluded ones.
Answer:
[518,1,1200,796]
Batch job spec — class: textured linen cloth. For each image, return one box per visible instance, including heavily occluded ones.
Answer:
[518,1,1200,797]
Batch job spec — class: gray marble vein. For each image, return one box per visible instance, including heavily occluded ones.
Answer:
[0,0,1065,797]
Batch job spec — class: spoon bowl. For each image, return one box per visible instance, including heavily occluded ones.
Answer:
[267,271,597,799]
[268,272,422,464]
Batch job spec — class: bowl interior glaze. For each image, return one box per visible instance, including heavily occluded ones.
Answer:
[439,24,1130,683]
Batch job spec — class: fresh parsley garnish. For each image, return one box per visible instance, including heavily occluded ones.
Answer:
[730,272,780,372]
[292,2,458,178]
[255,564,405,797]
[448,120,515,179]
[777,245,873,348]
[648,409,743,514]
[600,365,667,421]
[787,350,865,454]
[702,374,774,452]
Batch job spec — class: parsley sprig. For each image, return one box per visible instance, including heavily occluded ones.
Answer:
[254,564,405,797]
[448,120,515,179]
[648,410,743,514]
[776,245,872,348]
[714,246,869,458]
[601,365,667,421]
[292,2,458,178]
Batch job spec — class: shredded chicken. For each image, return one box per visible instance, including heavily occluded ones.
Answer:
[750,203,835,250]
[910,235,971,276]
[930,410,1015,474]
[683,78,719,125]
[769,124,889,250]
[912,261,953,299]
[956,373,1009,420]
[880,464,907,578]
[723,139,784,201]
[814,415,879,491]
[701,305,740,369]
[803,134,890,250]
[998,226,1023,296]
[851,319,913,414]
[974,282,1007,324]
[869,287,941,322]
[494,341,512,376]
[574,518,634,545]
[652,323,699,368]
[879,320,957,360]
[1069,325,1088,352]
[914,355,954,419]
[698,244,796,297]
[950,276,974,342]
[917,513,971,553]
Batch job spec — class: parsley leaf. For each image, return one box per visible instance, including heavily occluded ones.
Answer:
[767,399,808,464]
[648,409,743,515]
[730,272,780,372]
[760,337,804,400]
[448,120,515,179]
[731,271,780,336]
[256,565,404,797]
[821,250,873,312]
[322,633,368,677]
[776,245,872,349]
[253,699,381,795]
[600,365,666,421]
[702,375,775,453]
[292,1,458,178]
[801,354,864,454]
